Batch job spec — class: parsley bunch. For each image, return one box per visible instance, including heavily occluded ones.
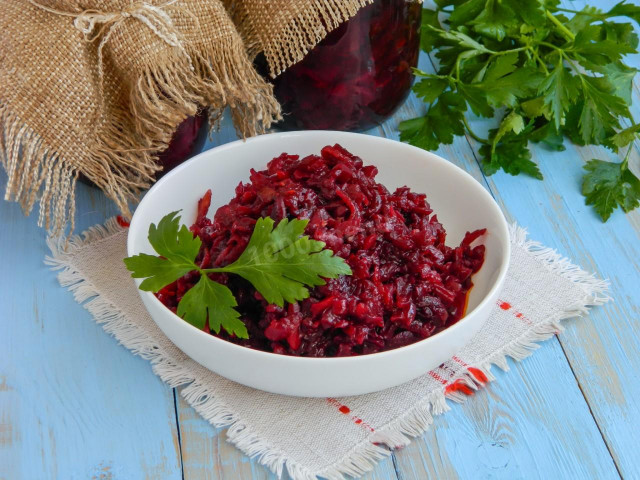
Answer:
[400,0,640,221]
[124,212,352,338]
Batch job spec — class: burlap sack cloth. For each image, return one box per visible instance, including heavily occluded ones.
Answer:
[0,0,372,234]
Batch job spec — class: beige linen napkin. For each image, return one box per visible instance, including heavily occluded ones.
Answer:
[47,219,608,480]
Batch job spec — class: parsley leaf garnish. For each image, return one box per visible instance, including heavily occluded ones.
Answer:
[402,0,640,221]
[124,211,202,292]
[124,212,352,338]
[220,217,352,306]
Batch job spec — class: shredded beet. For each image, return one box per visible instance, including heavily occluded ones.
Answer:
[155,145,486,357]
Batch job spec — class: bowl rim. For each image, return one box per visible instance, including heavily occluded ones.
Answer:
[127,130,511,364]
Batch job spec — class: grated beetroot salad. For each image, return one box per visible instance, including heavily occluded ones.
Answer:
[156,145,486,357]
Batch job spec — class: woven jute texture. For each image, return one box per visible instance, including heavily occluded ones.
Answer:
[0,0,373,234]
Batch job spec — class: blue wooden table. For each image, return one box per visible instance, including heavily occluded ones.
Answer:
[2,1,639,478]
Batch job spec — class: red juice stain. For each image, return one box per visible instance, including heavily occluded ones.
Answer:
[516,312,523,318]
[116,215,130,228]
[355,419,362,424]
[339,405,351,414]
[468,367,488,383]
[445,380,474,396]
[499,301,512,310]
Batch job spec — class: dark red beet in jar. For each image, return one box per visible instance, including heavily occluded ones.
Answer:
[268,0,421,131]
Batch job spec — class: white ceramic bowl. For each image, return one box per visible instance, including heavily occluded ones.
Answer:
[128,131,510,397]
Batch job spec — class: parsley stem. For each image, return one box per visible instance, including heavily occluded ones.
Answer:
[203,267,234,273]
[622,145,632,170]
[462,116,488,144]
[530,47,549,75]
[545,10,576,42]
[559,51,581,75]
[493,47,528,56]
[539,41,562,51]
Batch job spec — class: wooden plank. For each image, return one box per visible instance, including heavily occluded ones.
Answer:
[0,181,182,479]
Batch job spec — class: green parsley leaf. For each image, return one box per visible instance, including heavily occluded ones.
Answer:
[566,7,602,34]
[493,111,525,146]
[583,158,640,221]
[607,1,640,24]
[579,76,629,145]
[221,217,352,307]
[448,0,485,28]
[537,60,579,130]
[508,0,546,27]
[470,0,517,41]
[399,92,466,150]
[481,67,543,108]
[484,52,519,81]
[573,25,636,65]
[177,275,247,337]
[438,29,492,53]
[124,212,352,338]
[403,3,640,221]
[421,9,442,52]
[529,122,567,151]
[457,83,494,117]
[599,62,637,104]
[611,124,640,149]
[520,97,549,119]
[124,211,201,292]
[413,76,449,103]
[480,122,543,179]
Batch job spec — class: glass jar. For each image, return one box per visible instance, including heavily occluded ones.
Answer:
[268,0,421,131]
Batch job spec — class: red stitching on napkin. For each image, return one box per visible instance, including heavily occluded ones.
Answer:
[497,299,534,327]
[326,398,375,432]
[428,371,447,384]
[452,355,468,366]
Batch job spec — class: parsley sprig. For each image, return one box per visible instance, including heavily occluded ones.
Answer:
[124,211,352,338]
[401,0,640,221]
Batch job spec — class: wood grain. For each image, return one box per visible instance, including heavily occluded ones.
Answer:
[0,183,182,479]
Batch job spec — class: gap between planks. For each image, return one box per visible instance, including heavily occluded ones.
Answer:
[174,388,186,480]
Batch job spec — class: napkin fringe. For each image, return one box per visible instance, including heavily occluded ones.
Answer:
[45,221,609,480]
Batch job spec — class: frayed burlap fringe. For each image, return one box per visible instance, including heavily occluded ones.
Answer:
[0,106,80,235]
[129,36,281,143]
[46,222,608,480]
[1,0,282,237]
